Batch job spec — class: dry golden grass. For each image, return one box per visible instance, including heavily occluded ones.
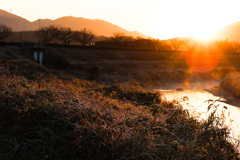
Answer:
[0,60,239,159]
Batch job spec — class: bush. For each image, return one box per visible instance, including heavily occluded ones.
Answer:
[220,72,240,97]
[98,83,162,105]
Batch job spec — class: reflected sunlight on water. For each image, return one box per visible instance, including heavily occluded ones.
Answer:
[155,86,240,141]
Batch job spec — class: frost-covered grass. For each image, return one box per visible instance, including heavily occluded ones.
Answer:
[0,60,239,159]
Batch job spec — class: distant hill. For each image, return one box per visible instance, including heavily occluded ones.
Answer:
[215,21,240,42]
[0,9,29,31]
[0,9,147,38]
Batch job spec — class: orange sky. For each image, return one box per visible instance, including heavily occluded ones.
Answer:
[1,0,240,39]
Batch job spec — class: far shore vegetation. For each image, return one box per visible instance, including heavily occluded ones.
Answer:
[1,23,240,54]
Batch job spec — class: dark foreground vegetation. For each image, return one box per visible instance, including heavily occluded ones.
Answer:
[0,60,239,160]
[219,72,240,98]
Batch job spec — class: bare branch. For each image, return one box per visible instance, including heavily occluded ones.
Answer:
[35,25,60,43]
[170,38,184,51]
[58,27,72,45]
[73,28,95,46]
[0,24,12,41]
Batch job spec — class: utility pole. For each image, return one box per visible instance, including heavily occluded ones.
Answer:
[39,19,41,45]
[38,19,41,63]
[23,23,25,42]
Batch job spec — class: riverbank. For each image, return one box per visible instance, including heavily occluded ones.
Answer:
[0,60,239,159]
[1,44,240,87]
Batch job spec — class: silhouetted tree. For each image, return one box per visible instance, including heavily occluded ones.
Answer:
[183,39,198,51]
[73,28,95,46]
[97,34,172,50]
[36,25,59,43]
[58,27,72,45]
[0,24,12,41]
[112,32,126,43]
[170,38,184,51]
[215,39,234,53]
[232,41,240,53]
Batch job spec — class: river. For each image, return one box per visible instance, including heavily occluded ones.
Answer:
[154,80,240,142]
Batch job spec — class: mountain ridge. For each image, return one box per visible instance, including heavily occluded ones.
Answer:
[2,9,240,41]
[0,9,147,38]
[215,21,240,42]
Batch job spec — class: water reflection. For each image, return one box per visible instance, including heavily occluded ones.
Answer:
[155,82,240,141]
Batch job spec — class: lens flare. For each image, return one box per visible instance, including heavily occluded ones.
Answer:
[185,51,220,72]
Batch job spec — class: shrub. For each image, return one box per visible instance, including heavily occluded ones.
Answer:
[98,83,163,105]
[220,72,240,97]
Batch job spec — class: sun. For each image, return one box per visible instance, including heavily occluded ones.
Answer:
[192,28,216,41]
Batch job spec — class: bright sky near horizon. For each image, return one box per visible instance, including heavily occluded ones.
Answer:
[1,0,240,39]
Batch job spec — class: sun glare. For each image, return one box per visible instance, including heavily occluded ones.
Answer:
[151,0,238,40]
[191,25,219,42]
[185,51,220,72]
[193,31,215,41]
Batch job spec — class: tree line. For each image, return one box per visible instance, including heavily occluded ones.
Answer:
[35,25,95,45]
[97,32,171,50]
[96,32,240,52]
[0,24,95,46]
[1,23,240,53]
[168,38,240,53]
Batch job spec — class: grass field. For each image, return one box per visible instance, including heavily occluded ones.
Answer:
[0,56,239,159]
[42,46,240,87]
